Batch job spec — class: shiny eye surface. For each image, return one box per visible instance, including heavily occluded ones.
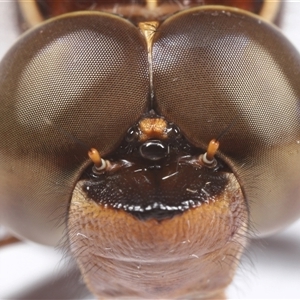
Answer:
[153,7,300,235]
[0,12,149,244]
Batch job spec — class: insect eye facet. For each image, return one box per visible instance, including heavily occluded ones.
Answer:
[153,7,300,235]
[0,12,149,244]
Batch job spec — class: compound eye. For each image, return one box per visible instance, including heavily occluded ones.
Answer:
[139,140,169,161]
[0,12,149,245]
[152,7,300,235]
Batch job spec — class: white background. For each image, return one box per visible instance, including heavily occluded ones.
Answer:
[0,1,300,299]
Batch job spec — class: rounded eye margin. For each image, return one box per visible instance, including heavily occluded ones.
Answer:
[0,12,150,245]
[152,7,300,235]
[1,12,149,156]
[152,7,300,157]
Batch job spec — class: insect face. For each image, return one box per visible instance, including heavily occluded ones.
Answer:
[1,3,300,299]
